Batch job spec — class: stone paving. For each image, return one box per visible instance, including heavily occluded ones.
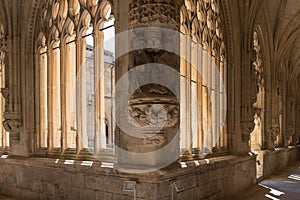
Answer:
[234,162,300,200]
[0,195,15,200]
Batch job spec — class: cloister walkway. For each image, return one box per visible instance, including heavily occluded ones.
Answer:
[234,162,300,200]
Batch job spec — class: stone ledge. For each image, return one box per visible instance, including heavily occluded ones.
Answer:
[0,154,256,180]
[0,154,257,199]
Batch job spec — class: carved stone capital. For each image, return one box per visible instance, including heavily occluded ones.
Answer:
[3,112,23,132]
[129,0,180,29]
[1,110,23,144]
[3,119,22,133]
[128,99,179,128]
[3,116,23,145]
[241,121,255,142]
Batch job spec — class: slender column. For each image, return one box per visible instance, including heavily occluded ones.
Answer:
[60,41,67,151]
[94,30,106,153]
[61,38,77,153]
[34,53,40,151]
[202,50,209,149]
[180,43,187,153]
[0,49,5,149]
[76,37,88,153]
[197,45,203,151]
[51,42,62,149]
[38,50,48,148]
[47,49,53,151]
[68,41,77,149]
[186,36,192,155]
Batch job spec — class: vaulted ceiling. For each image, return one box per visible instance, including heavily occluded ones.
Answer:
[266,0,300,86]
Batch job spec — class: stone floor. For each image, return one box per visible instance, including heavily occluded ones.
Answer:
[0,195,15,200]
[234,162,300,200]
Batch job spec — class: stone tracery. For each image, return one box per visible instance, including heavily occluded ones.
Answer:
[34,0,115,156]
[180,0,227,156]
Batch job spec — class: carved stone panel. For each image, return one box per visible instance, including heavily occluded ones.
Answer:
[1,88,23,144]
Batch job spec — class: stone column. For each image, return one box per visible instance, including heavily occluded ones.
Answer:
[0,29,24,154]
[94,29,106,154]
[0,42,8,151]
[50,40,62,151]
[76,36,88,154]
[115,0,182,171]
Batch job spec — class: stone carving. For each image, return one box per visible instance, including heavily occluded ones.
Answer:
[0,52,3,73]
[127,133,167,153]
[241,30,264,142]
[40,0,113,38]
[2,112,23,144]
[1,87,23,144]
[181,0,224,58]
[128,28,180,97]
[143,133,166,147]
[1,88,9,111]
[129,0,180,29]
[0,26,23,145]
[0,23,7,67]
[241,121,255,142]
[270,126,280,142]
[128,103,179,128]
[252,31,264,88]
[3,117,22,133]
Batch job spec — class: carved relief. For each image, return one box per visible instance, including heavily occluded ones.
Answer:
[0,50,4,73]
[1,87,23,144]
[3,117,22,134]
[252,31,264,88]
[127,132,167,153]
[129,0,180,29]
[128,102,179,128]
[0,23,7,68]
[241,121,255,142]
[241,30,264,142]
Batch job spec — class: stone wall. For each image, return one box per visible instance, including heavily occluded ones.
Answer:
[0,155,256,200]
[255,146,300,179]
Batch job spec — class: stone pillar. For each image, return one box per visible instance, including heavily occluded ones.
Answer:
[76,37,88,154]
[115,0,182,171]
[94,29,106,153]
[0,36,9,151]
[0,26,24,155]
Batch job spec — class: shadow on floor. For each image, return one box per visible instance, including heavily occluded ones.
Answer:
[234,162,300,200]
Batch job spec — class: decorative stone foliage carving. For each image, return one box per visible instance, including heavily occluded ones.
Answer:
[128,100,179,128]
[241,30,264,142]
[1,87,22,144]
[129,0,180,29]
[3,116,22,134]
[0,23,7,71]
[253,31,264,88]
